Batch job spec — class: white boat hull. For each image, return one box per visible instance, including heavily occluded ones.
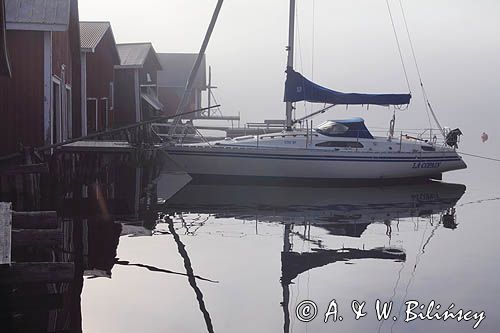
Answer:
[163,146,466,181]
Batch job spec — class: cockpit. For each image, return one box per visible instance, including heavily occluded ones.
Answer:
[315,118,374,139]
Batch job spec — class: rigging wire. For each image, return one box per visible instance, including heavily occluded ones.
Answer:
[385,0,411,93]
[378,260,405,333]
[294,6,308,118]
[397,0,431,130]
[311,0,316,81]
[208,90,223,118]
[295,7,305,75]
[391,219,434,333]
[398,0,445,137]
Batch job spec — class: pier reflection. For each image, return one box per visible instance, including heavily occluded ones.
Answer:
[0,151,163,333]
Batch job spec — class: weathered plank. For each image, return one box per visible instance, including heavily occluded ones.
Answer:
[0,163,49,175]
[12,211,58,229]
[0,263,74,285]
[11,229,63,247]
[0,202,12,265]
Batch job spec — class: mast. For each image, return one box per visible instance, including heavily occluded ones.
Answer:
[285,0,296,130]
[169,0,224,135]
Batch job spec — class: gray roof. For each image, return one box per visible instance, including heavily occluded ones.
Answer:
[157,53,206,90]
[116,42,161,69]
[80,21,110,51]
[5,0,70,31]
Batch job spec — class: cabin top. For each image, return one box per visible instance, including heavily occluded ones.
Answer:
[315,118,374,139]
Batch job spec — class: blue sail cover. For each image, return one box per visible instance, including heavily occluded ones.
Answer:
[284,68,411,106]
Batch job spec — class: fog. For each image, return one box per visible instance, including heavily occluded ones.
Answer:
[79,0,500,154]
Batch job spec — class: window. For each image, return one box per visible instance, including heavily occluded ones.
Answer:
[316,121,349,136]
[316,141,364,148]
[421,145,436,152]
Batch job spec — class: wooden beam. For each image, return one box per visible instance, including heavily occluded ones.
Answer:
[0,263,74,285]
[0,163,49,176]
[11,229,63,247]
[12,211,58,230]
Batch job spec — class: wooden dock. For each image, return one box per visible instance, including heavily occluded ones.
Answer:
[60,140,138,153]
[0,203,74,286]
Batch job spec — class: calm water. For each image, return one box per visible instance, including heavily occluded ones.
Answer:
[1,153,499,332]
[79,157,498,333]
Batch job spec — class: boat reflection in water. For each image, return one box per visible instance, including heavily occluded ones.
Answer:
[163,179,466,333]
[164,180,466,237]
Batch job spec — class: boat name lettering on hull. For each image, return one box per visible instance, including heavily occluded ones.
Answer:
[410,193,440,202]
[412,162,441,169]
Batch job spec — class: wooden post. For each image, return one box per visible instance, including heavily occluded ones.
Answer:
[15,175,23,211]
[0,202,12,265]
[0,175,9,197]
[24,149,35,207]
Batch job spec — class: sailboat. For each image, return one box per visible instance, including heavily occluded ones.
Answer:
[163,0,466,182]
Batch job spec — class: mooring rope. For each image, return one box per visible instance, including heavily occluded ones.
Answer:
[459,151,500,162]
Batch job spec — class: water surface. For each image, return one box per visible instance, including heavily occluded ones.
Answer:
[78,156,499,332]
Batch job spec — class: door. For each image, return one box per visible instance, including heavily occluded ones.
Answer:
[52,79,62,144]
[87,99,98,134]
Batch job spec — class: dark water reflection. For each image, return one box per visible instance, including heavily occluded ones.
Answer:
[2,153,500,332]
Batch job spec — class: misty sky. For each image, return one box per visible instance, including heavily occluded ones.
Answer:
[79,0,500,153]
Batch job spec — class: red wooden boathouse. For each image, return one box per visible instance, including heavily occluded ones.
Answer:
[114,43,163,126]
[80,21,120,135]
[157,53,206,117]
[0,0,82,156]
